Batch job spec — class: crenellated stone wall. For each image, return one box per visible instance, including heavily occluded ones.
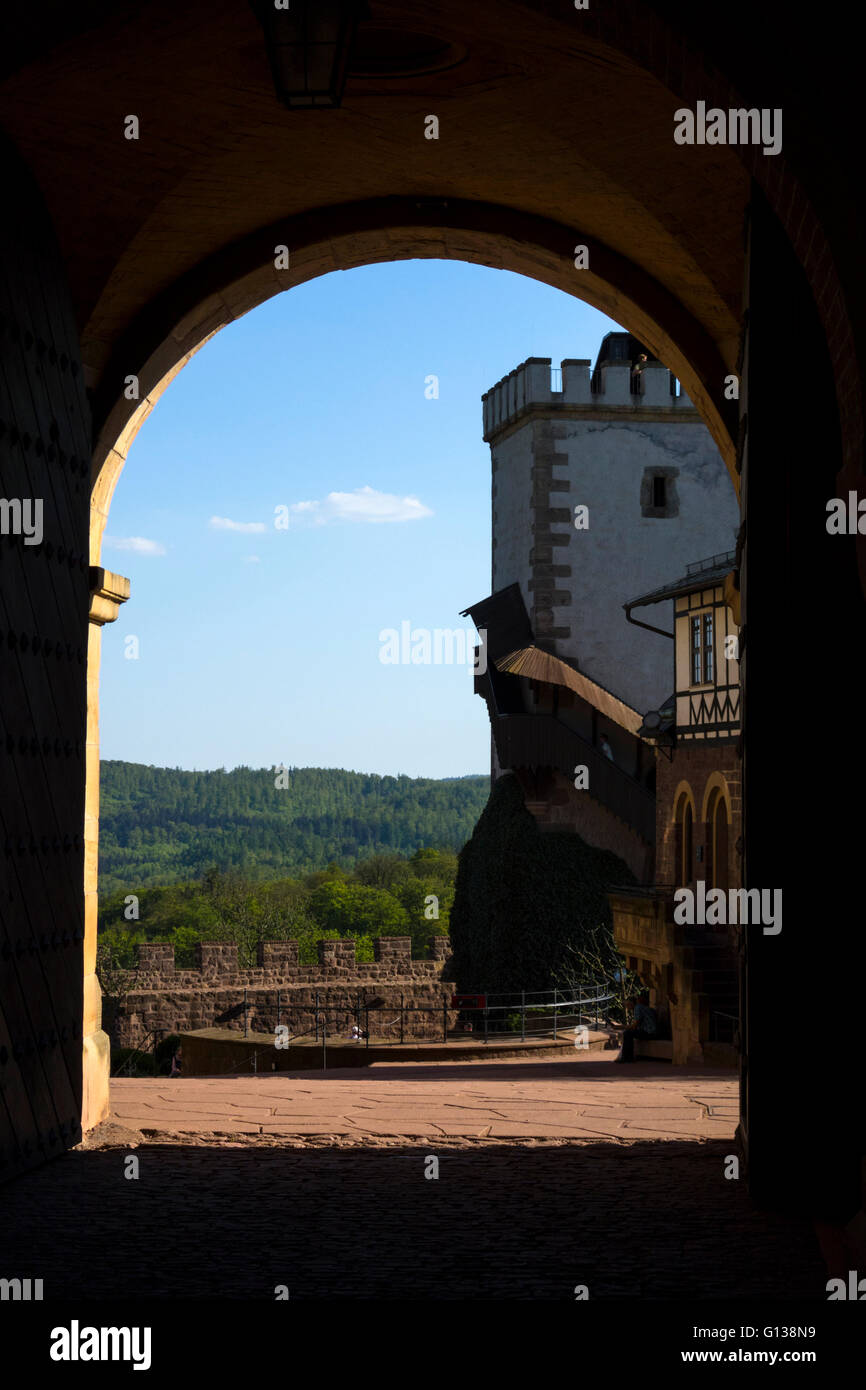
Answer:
[482,355,692,439]
[106,937,457,1047]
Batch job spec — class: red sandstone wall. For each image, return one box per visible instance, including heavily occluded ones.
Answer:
[107,938,456,1048]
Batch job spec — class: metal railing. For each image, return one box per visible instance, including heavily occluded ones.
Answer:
[116,988,623,1078]
[448,985,615,1043]
[112,1027,167,1076]
[685,550,736,576]
[245,985,615,1049]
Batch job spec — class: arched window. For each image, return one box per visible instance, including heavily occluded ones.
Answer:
[706,787,730,891]
[683,799,694,884]
[674,792,694,885]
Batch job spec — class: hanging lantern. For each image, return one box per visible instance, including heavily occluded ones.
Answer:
[251,1,369,110]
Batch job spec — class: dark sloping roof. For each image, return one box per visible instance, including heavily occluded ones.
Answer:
[495,645,643,735]
[460,583,534,663]
[625,551,736,611]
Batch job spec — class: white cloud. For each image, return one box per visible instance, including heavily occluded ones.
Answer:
[209,516,267,533]
[289,486,433,526]
[243,555,261,564]
[103,535,166,556]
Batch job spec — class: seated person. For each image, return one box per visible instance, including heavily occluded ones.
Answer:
[616,991,658,1063]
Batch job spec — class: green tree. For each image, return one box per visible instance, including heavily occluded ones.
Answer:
[306,881,409,936]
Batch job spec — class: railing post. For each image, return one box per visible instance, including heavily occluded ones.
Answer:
[277,988,281,1033]
[443,994,448,1043]
[521,990,526,1042]
[244,987,248,1038]
[553,988,557,1040]
[315,990,319,1041]
[365,1005,369,1047]
[400,991,404,1045]
[484,996,488,1045]
[322,1010,326,1071]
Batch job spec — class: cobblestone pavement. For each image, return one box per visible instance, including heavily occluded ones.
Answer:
[0,1056,827,1302]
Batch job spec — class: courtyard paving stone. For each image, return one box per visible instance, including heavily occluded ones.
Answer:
[110,1052,740,1142]
[0,1052,830,1302]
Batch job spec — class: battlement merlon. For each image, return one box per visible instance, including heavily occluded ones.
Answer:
[482,356,696,441]
[128,938,451,979]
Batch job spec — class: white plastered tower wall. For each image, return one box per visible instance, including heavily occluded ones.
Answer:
[486,346,739,714]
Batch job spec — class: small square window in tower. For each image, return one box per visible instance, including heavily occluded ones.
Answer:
[640,466,679,518]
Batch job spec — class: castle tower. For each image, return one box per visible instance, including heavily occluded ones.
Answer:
[483,332,739,713]
[463,333,741,880]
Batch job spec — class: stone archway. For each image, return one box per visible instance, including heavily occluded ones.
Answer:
[1,0,864,1223]
[82,215,745,1136]
[88,197,742,566]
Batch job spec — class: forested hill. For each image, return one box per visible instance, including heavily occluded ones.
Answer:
[99,761,489,896]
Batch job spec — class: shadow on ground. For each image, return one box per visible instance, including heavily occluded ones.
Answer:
[163,1057,736,1085]
[0,1137,824,1300]
[261,1058,735,1083]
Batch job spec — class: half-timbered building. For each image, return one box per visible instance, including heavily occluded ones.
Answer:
[608,551,742,1064]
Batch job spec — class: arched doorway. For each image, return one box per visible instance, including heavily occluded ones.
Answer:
[0,0,863,1228]
[83,208,744,1148]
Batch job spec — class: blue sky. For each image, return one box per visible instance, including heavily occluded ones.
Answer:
[99,260,620,777]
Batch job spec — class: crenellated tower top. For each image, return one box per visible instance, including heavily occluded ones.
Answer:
[482,333,696,442]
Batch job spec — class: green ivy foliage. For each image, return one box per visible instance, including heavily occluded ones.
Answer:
[448,773,637,993]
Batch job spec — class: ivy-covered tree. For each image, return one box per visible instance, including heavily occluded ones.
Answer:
[448,773,636,993]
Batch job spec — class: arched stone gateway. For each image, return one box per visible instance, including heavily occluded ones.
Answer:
[88,196,741,563]
[0,2,863,1227]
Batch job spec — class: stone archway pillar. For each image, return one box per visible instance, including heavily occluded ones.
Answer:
[82,568,130,1131]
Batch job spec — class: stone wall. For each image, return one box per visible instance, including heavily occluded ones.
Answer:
[107,937,457,1047]
[608,891,704,1066]
[0,141,94,1175]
